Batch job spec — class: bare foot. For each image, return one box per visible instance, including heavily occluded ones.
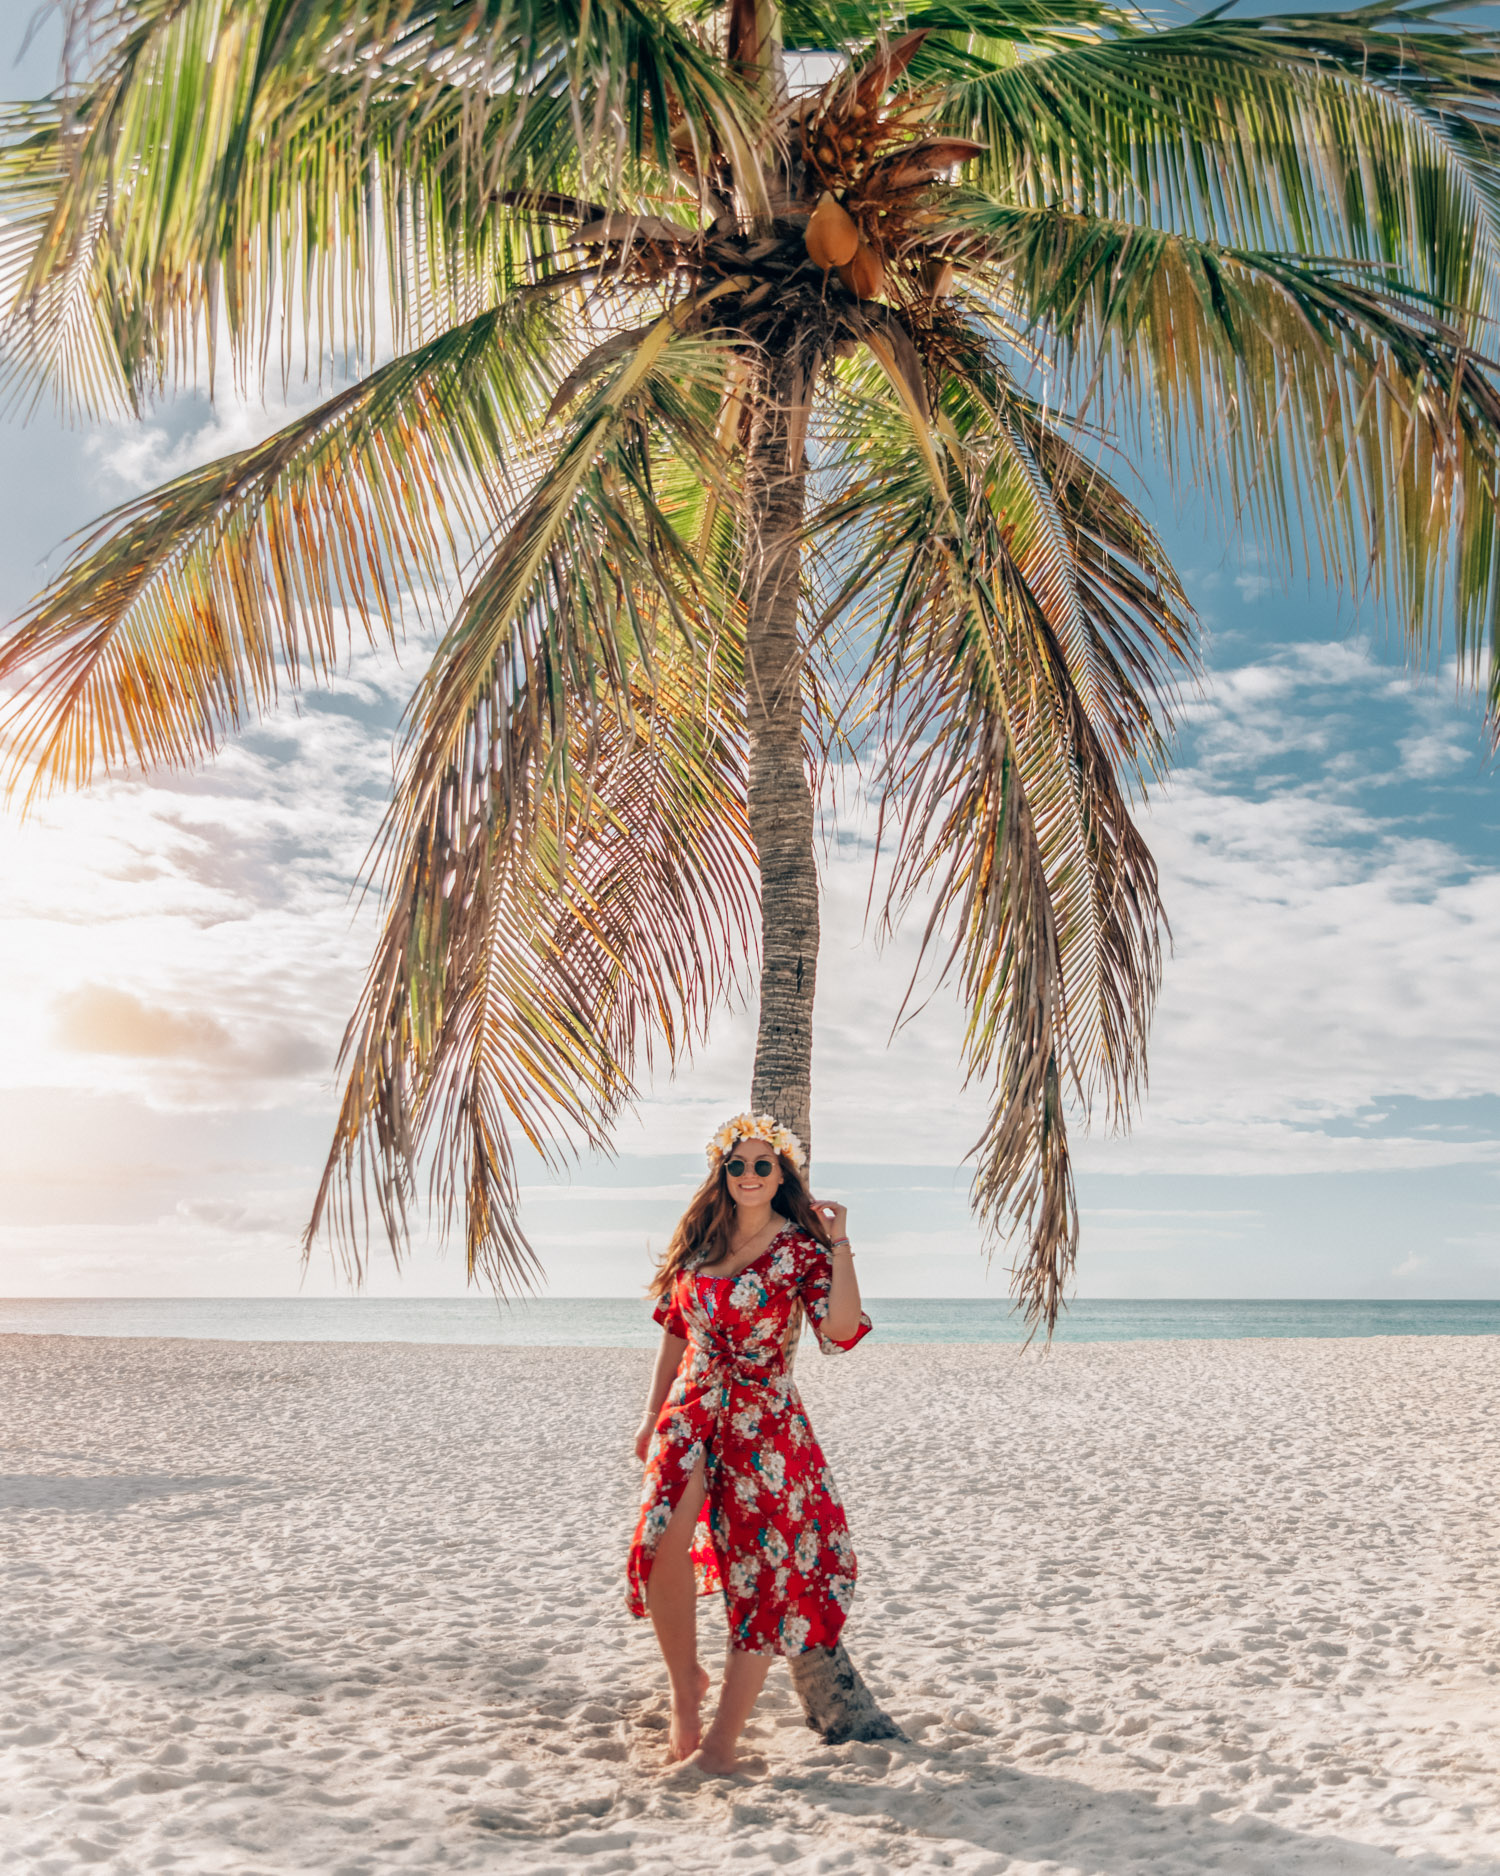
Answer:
[666,1664,712,1761]
[682,1733,762,1779]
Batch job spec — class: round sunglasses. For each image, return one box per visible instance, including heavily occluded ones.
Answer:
[725,1156,776,1178]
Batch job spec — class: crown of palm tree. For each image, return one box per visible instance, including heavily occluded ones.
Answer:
[4,0,1500,1332]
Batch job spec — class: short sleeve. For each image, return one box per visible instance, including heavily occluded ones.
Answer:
[795,1236,872,1355]
[652,1281,689,1340]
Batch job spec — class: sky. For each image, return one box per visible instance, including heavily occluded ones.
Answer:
[1,4,1498,1304]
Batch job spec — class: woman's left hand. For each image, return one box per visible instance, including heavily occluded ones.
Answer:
[812,1197,848,1241]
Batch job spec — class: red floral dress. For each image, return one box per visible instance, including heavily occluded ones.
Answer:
[626,1225,872,1655]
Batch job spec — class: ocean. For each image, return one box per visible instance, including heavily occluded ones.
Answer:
[1,1296,1497,1345]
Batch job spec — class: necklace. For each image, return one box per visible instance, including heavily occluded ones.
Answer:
[700,1217,781,1278]
[729,1216,780,1259]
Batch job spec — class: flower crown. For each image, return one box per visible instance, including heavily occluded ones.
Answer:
[706,1110,806,1172]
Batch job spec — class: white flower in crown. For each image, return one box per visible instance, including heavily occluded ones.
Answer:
[706,1110,806,1171]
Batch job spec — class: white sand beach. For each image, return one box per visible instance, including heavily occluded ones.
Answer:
[1,1332,1497,1875]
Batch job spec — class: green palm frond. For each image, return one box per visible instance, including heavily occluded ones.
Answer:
[312,325,751,1281]
[958,197,1500,696]
[0,295,576,794]
[780,0,1128,57]
[0,0,757,407]
[928,2,1500,318]
[384,307,741,851]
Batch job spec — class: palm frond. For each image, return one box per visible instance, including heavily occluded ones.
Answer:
[928,2,1500,320]
[816,347,1195,1329]
[0,0,758,406]
[309,314,749,1280]
[387,303,742,846]
[780,0,1128,58]
[957,196,1500,701]
[312,650,755,1288]
[0,295,575,795]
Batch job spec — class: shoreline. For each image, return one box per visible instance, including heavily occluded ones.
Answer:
[6,1324,1500,1347]
[6,1289,1500,1356]
[3,1335,1497,1873]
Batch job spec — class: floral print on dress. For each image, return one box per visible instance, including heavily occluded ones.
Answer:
[626,1225,872,1656]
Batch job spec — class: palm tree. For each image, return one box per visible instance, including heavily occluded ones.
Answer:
[5,0,1500,1737]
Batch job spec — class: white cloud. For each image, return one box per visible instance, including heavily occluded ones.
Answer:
[0,638,420,1111]
[1399,730,1470,780]
[1394,681,1484,782]
[1062,647,1500,1175]
[54,984,236,1061]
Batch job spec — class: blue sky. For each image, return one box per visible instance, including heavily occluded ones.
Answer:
[1,4,1497,1302]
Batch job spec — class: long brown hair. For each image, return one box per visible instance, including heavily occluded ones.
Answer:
[649,1147,831,1298]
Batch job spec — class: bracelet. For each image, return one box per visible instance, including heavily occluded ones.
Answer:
[831,1236,853,1252]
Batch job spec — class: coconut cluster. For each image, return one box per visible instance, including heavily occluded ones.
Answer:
[790,33,981,305]
[571,28,981,338]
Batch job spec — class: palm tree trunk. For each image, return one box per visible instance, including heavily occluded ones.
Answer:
[744,350,818,1147]
[741,347,904,1747]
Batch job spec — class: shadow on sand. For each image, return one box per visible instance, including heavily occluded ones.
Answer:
[0,1473,252,1512]
[758,1752,1489,1876]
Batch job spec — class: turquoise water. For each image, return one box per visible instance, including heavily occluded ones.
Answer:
[1,1296,1498,1345]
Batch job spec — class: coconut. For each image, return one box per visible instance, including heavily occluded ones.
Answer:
[838,238,885,301]
[805,192,860,270]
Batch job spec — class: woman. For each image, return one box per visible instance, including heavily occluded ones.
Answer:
[627,1110,870,1774]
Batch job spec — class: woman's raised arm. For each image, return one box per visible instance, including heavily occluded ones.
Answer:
[810,1198,863,1344]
